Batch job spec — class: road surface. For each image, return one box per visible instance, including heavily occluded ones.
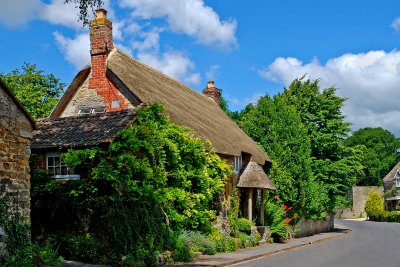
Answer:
[232,220,400,267]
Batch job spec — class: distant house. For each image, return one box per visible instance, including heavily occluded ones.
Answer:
[0,79,35,222]
[31,9,275,225]
[382,162,400,208]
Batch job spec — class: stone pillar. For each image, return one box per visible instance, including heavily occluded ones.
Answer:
[260,189,265,226]
[248,189,253,221]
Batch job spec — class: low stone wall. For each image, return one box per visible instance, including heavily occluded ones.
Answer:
[335,186,384,219]
[294,213,334,238]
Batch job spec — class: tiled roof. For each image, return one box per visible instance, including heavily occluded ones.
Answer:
[32,110,136,150]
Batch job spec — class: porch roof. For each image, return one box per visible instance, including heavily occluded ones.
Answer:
[237,161,276,190]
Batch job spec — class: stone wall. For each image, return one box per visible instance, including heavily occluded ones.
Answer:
[61,76,134,117]
[335,186,384,219]
[294,213,334,238]
[0,87,33,223]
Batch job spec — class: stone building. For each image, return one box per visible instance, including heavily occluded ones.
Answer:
[32,9,275,226]
[0,79,35,222]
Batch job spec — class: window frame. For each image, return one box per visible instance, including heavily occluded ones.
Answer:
[46,152,80,180]
[78,106,106,116]
[233,154,243,173]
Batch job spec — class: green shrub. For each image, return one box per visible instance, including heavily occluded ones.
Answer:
[4,243,62,267]
[62,234,102,263]
[365,190,384,218]
[4,218,31,256]
[236,218,252,235]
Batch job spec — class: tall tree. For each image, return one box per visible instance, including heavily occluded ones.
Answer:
[239,95,329,215]
[280,78,364,209]
[344,127,400,185]
[0,63,65,119]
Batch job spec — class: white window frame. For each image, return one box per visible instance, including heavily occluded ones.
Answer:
[46,152,80,180]
[78,106,106,115]
[233,154,243,173]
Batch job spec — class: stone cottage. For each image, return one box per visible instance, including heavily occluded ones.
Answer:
[31,9,275,226]
[382,162,400,209]
[0,79,35,222]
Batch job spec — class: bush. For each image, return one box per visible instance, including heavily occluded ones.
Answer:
[4,243,62,267]
[236,218,252,235]
[4,218,31,256]
[365,190,384,218]
[62,234,103,263]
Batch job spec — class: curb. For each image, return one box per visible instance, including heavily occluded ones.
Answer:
[179,228,351,267]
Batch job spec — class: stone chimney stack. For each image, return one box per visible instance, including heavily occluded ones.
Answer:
[203,81,221,106]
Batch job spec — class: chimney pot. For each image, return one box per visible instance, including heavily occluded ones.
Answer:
[207,81,215,88]
[95,8,107,19]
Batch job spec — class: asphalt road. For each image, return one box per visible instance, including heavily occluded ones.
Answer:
[231,220,400,267]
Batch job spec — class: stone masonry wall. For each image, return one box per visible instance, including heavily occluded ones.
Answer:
[294,213,334,238]
[335,186,384,219]
[0,88,33,223]
[61,76,133,117]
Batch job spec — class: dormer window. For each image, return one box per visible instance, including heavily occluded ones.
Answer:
[396,170,400,187]
[78,106,106,115]
[234,155,243,173]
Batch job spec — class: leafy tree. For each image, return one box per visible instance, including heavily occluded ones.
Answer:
[0,63,65,119]
[239,95,327,215]
[280,78,364,209]
[64,0,104,25]
[344,127,400,186]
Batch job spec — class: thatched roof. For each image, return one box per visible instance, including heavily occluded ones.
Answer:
[383,162,400,183]
[50,48,270,165]
[237,161,275,189]
[32,110,136,151]
[0,78,35,128]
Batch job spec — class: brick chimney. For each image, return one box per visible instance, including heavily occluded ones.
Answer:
[88,9,128,111]
[203,81,221,105]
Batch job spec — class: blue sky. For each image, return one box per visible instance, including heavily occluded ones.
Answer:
[1,0,400,134]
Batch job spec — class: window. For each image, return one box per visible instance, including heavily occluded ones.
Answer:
[234,155,242,173]
[78,106,106,115]
[111,100,120,109]
[46,152,80,180]
[395,170,400,187]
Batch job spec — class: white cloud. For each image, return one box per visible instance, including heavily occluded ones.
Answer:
[391,17,400,32]
[41,0,82,29]
[53,32,90,70]
[137,50,200,85]
[119,0,237,48]
[0,0,43,27]
[260,50,400,135]
[206,65,220,81]
[132,27,163,52]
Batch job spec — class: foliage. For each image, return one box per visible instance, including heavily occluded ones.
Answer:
[236,218,252,235]
[0,196,62,266]
[0,63,64,118]
[3,243,62,267]
[365,190,384,218]
[31,104,229,265]
[335,195,352,209]
[384,185,397,199]
[240,94,313,211]
[3,219,31,256]
[264,199,291,242]
[344,127,400,186]
[61,234,103,263]
[280,77,364,210]
[64,0,104,26]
